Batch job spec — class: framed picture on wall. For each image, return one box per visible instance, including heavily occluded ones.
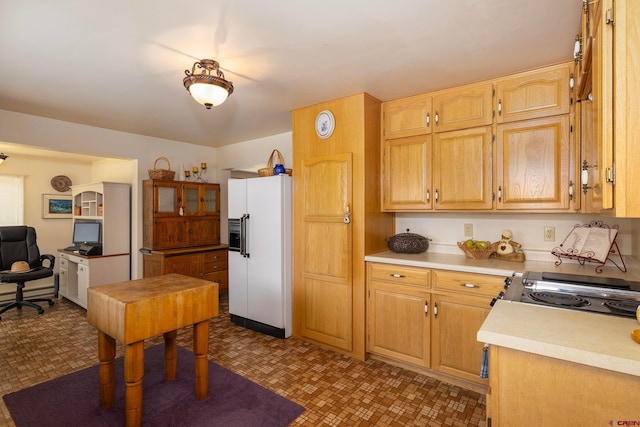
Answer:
[42,194,73,219]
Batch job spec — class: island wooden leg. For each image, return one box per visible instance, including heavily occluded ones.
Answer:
[163,330,178,381]
[98,331,116,409]
[124,341,144,427]
[193,320,209,400]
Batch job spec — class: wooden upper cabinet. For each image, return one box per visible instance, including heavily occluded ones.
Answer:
[495,64,571,124]
[496,115,571,210]
[382,93,432,139]
[432,82,493,133]
[382,135,432,211]
[183,183,220,216]
[433,126,493,210]
[150,181,182,217]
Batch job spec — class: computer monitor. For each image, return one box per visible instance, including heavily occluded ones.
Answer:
[72,221,101,245]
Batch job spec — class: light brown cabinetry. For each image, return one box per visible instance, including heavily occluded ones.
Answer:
[430,270,504,385]
[366,262,503,388]
[494,64,571,124]
[495,115,573,210]
[487,346,640,426]
[367,263,431,366]
[382,135,432,210]
[585,0,640,217]
[292,93,394,360]
[381,62,576,212]
[382,93,432,139]
[142,180,221,250]
[142,246,228,293]
[432,82,493,133]
[433,126,493,210]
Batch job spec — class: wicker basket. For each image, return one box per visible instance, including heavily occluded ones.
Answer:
[148,157,175,181]
[387,229,430,254]
[457,241,498,260]
[258,150,292,177]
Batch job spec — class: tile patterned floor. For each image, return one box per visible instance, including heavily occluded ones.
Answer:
[0,295,486,426]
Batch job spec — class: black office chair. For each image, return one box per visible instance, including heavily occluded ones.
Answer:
[0,226,56,320]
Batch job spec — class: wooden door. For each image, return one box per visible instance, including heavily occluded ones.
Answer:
[433,82,493,133]
[298,153,353,352]
[382,93,432,139]
[164,253,202,278]
[433,126,493,210]
[579,100,604,213]
[382,135,432,211]
[431,293,490,385]
[368,281,430,367]
[496,115,571,210]
[495,64,571,124]
[202,184,220,215]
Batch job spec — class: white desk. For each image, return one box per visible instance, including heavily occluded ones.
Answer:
[58,250,130,308]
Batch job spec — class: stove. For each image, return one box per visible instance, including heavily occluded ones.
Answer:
[497,271,640,318]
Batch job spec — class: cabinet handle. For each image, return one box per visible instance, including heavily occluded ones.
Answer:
[462,283,479,288]
[435,189,439,203]
[498,186,502,202]
[569,180,574,200]
[434,302,438,318]
[425,113,430,127]
[426,190,430,202]
[390,273,405,278]
[434,111,439,125]
[424,301,428,315]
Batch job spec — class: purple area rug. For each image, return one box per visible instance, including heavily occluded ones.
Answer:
[4,345,304,426]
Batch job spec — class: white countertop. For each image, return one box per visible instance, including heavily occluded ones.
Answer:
[478,300,640,376]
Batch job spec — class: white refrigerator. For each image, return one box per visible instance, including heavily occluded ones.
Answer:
[227,175,292,338]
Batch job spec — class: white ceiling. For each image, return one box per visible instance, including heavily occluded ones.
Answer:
[0,0,581,149]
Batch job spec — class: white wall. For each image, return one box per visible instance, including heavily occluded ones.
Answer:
[396,212,637,262]
[215,132,293,243]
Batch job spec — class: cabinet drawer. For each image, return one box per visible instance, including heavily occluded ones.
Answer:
[433,270,505,297]
[204,250,227,263]
[368,263,430,288]
[204,260,227,273]
[59,257,68,268]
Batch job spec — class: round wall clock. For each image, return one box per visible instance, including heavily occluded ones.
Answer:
[315,110,335,139]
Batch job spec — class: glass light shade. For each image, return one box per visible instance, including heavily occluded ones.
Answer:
[189,82,229,107]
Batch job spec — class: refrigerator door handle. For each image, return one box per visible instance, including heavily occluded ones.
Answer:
[241,213,250,258]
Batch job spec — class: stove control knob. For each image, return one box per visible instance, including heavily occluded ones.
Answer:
[490,298,498,307]
[498,291,505,298]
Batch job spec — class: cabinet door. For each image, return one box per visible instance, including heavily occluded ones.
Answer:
[433,82,493,133]
[495,64,571,124]
[592,0,614,210]
[579,100,604,213]
[298,153,353,352]
[382,93,432,139]
[382,135,432,211]
[183,183,201,216]
[152,217,189,249]
[164,254,202,278]
[431,293,489,385]
[77,264,90,307]
[368,281,430,367]
[433,126,493,210]
[496,115,571,210]
[154,182,182,217]
[202,184,220,215]
[188,217,219,246]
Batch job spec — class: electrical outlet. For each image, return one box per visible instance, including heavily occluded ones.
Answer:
[464,223,473,237]
[544,226,555,242]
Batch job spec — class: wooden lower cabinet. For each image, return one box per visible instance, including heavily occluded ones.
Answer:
[488,346,640,426]
[367,263,431,367]
[142,245,228,293]
[366,262,504,388]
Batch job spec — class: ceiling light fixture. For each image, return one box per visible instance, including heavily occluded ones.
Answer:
[0,153,8,165]
[183,59,234,109]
